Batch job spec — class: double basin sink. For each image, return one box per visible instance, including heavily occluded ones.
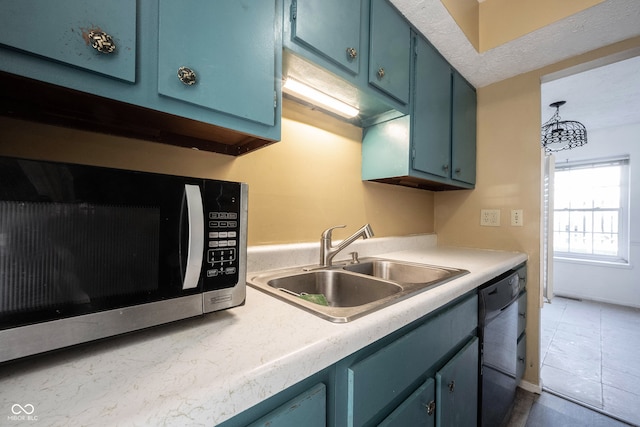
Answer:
[248,258,468,322]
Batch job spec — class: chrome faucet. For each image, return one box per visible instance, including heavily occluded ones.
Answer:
[319,224,374,267]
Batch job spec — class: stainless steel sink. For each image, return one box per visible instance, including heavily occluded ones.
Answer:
[343,259,456,284]
[268,270,402,307]
[248,258,468,323]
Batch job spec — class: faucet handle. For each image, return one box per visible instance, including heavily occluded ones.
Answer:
[321,225,346,239]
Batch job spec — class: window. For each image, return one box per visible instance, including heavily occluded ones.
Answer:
[553,157,629,263]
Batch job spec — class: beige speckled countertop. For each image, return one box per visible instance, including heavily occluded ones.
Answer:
[0,235,526,426]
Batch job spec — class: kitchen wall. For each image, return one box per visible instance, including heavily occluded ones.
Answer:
[553,123,640,307]
[0,98,435,246]
[435,35,640,388]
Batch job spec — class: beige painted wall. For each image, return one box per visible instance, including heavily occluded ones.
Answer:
[436,36,640,386]
[479,0,603,51]
[440,0,480,50]
[0,99,435,246]
[442,0,604,52]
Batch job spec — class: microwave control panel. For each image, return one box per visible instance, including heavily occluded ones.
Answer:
[202,182,244,290]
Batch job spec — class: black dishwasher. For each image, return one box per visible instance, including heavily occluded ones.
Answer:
[478,264,527,427]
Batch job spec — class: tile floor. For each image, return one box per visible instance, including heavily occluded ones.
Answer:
[540,296,640,426]
[508,388,633,427]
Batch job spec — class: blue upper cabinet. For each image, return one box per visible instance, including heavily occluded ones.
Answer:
[0,0,282,155]
[158,1,277,127]
[369,0,411,106]
[362,34,476,191]
[451,71,477,185]
[0,0,136,83]
[283,0,410,125]
[412,37,452,179]
[290,0,361,76]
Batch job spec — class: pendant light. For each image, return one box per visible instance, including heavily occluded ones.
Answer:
[541,101,587,153]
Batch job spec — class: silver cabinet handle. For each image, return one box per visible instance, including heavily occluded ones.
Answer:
[177,66,197,86]
[88,31,116,54]
[377,67,385,79]
[455,168,461,174]
[182,184,204,290]
[443,164,450,172]
[448,380,455,392]
[346,47,358,59]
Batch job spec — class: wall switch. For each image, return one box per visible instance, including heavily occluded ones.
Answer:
[480,209,501,226]
[511,209,524,226]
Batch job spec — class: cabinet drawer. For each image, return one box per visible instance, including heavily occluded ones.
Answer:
[0,0,136,82]
[347,295,477,426]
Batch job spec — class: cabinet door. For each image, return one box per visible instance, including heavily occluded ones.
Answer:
[158,0,276,126]
[290,0,361,75]
[369,0,411,104]
[451,71,477,185]
[412,36,452,179]
[378,378,436,427]
[346,295,477,426]
[247,383,326,427]
[435,337,479,427]
[0,0,136,82]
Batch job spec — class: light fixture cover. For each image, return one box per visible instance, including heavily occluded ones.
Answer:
[541,101,587,153]
[282,78,359,119]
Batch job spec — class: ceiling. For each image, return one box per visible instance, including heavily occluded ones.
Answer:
[389,0,640,130]
[541,54,640,131]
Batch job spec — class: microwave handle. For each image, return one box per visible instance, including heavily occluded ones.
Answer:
[182,184,204,290]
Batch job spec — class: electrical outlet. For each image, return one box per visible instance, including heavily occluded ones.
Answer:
[480,209,501,226]
[511,209,524,226]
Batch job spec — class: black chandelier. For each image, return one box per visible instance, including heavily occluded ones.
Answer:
[541,101,587,153]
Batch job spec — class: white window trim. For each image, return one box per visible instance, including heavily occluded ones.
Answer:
[553,156,630,264]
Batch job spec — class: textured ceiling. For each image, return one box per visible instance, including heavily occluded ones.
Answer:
[389,0,640,88]
[390,0,640,130]
[541,54,640,131]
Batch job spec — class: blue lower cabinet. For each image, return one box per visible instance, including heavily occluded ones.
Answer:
[378,378,436,427]
[435,337,479,427]
[220,293,479,427]
[248,383,326,427]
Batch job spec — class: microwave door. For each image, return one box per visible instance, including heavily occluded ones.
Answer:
[182,184,204,290]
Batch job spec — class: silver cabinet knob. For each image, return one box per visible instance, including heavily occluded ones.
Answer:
[377,67,385,79]
[423,400,436,416]
[443,164,450,172]
[88,31,116,54]
[455,168,461,174]
[177,66,197,86]
[448,380,455,392]
[346,47,358,59]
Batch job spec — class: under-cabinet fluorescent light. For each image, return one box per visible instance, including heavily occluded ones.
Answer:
[283,78,359,119]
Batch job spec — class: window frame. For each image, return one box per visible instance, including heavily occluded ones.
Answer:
[552,156,630,264]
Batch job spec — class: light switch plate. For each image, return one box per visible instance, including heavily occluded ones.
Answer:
[511,209,524,226]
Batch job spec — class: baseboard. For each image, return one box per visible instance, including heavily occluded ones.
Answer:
[518,379,542,395]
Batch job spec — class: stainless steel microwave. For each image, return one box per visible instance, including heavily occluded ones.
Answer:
[0,156,247,363]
